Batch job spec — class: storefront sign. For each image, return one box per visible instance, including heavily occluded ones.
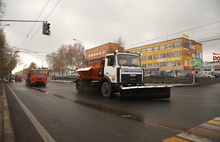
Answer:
[213,53,220,62]
[213,65,220,68]
[167,57,180,61]
[144,68,159,71]
[213,56,220,62]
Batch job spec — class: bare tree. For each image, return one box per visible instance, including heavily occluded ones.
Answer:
[115,36,125,52]
[73,43,85,67]
[45,52,56,69]
[0,0,5,18]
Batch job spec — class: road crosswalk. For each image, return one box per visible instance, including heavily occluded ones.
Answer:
[163,117,220,142]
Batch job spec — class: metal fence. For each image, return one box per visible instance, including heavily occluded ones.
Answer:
[144,77,220,85]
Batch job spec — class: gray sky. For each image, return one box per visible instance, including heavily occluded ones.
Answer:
[2,0,220,73]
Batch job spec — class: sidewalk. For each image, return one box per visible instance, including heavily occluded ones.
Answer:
[0,80,15,142]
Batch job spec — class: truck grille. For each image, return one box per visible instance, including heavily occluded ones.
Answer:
[121,74,142,84]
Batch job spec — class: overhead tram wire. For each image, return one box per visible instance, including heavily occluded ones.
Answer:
[127,20,220,48]
[21,0,50,49]
[24,0,61,49]
[196,34,220,43]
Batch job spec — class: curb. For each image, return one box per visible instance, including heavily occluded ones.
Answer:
[2,83,15,142]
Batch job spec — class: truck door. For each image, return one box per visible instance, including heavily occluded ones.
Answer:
[104,55,117,83]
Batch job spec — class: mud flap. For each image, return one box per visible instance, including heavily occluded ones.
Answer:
[120,85,172,98]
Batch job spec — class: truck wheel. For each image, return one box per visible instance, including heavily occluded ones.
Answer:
[76,80,85,94]
[101,82,111,98]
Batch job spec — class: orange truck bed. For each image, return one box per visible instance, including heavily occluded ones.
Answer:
[76,60,105,80]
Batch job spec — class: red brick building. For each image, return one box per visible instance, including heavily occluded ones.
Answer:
[85,42,124,66]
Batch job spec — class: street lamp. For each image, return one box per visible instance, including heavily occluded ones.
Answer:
[73,39,85,67]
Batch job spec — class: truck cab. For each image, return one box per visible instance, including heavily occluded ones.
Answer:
[104,52,143,87]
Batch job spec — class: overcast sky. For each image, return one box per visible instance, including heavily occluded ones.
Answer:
[2,0,220,73]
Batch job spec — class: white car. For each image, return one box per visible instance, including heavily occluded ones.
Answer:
[197,71,215,78]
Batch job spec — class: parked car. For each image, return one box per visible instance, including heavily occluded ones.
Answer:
[214,73,219,78]
[197,71,215,78]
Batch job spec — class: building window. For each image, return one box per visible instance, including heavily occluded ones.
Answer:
[174,42,180,47]
[160,45,165,50]
[148,64,152,68]
[153,54,158,59]
[175,61,181,66]
[142,49,146,53]
[147,56,152,60]
[153,46,158,51]
[174,51,180,57]
[147,48,152,52]
[154,63,159,68]
[142,56,146,61]
[160,62,165,67]
[137,50,141,54]
[167,62,173,67]
[167,44,172,49]
[160,53,165,58]
[167,52,172,57]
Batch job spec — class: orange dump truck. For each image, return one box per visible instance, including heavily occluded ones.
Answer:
[26,68,48,86]
[75,51,172,98]
[15,75,23,82]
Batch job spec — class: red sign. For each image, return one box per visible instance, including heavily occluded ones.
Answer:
[213,56,220,62]
[184,66,189,70]
[213,65,220,68]
[191,70,196,74]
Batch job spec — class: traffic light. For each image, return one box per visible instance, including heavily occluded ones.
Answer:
[42,22,51,35]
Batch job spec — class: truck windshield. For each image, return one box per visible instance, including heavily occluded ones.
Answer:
[32,70,47,74]
[118,54,141,67]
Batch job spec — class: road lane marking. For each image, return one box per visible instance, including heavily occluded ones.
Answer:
[162,117,220,142]
[214,117,220,121]
[177,133,211,142]
[199,123,220,133]
[188,127,220,140]
[207,120,220,126]
[163,136,190,142]
[6,84,55,142]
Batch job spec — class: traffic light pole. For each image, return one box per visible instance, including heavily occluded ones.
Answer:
[0,20,51,36]
[0,20,47,22]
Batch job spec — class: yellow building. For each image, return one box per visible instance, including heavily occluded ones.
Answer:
[129,37,203,76]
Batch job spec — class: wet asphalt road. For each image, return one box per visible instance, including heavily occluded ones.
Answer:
[5,81,220,142]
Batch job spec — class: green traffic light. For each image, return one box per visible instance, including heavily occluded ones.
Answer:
[46,30,50,34]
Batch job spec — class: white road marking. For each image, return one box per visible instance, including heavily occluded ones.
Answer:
[7,84,55,142]
[177,132,212,142]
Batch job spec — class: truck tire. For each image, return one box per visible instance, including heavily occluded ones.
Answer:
[76,80,85,94]
[101,82,112,98]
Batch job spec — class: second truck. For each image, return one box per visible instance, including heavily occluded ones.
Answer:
[75,50,172,98]
[26,68,49,86]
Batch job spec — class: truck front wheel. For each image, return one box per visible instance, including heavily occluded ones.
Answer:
[101,82,112,98]
[76,80,85,94]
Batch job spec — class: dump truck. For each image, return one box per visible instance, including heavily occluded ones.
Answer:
[15,75,23,82]
[26,68,48,86]
[75,51,172,98]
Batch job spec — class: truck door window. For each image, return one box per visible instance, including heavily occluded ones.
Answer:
[107,55,115,66]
